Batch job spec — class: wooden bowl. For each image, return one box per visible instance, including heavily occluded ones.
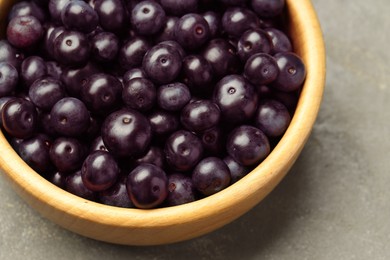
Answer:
[0,0,325,245]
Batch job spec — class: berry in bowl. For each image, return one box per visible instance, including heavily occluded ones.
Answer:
[0,0,325,245]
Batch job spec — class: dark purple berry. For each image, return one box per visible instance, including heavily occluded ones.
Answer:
[237,28,272,62]
[50,97,90,137]
[29,77,66,111]
[119,37,151,70]
[16,133,53,174]
[131,1,166,35]
[61,0,99,33]
[148,110,179,137]
[180,99,220,133]
[265,27,292,54]
[65,170,97,201]
[272,52,306,92]
[221,7,258,38]
[157,82,191,112]
[164,130,203,172]
[53,30,91,66]
[7,15,43,49]
[94,0,127,32]
[192,157,231,196]
[223,155,249,183]
[0,62,18,97]
[20,56,47,88]
[91,32,119,62]
[2,97,37,139]
[226,125,270,166]
[80,73,122,115]
[181,55,213,94]
[243,53,279,85]
[122,77,156,112]
[101,108,152,158]
[126,163,168,209]
[213,74,258,124]
[135,146,165,169]
[160,0,198,16]
[142,43,182,84]
[251,0,285,18]
[49,137,87,173]
[81,150,119,191]
[167,173,196,206]
[254,99,291,137]
[174,13,210,50]
[99,177,134,208]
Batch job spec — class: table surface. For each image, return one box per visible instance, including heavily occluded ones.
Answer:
[1,1,389,259]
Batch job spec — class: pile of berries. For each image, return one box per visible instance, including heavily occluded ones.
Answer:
[0,0,305,209]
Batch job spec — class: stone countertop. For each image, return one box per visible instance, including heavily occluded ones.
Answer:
[1,0,390,259]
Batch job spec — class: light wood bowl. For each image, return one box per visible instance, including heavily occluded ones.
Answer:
[0,0,325,245]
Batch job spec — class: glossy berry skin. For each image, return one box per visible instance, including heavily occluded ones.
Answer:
[148,110,179,137]
[254,99,291,137]
[0,40,24,69]
[142,43,182,84]
[99,177,134,208]
[0,62,18,97]
[119,37,151,70]
[223,155,249,183]
[122,78,156,112]
[0,97,13,127]
[7,15,43,49]
[164,130,203,172]
[265,28,292,54]
[201,39,240,79]
[160,0,198,16]
[226,125,270,166]
[180,100,220,133]
[50,97,90,137]
[192,157,231,196]
[243,53,279,85]
[131,1,166,35]
[46,61,64,80]
[167,173,196,206]
[237,28,272,62]
[45,26,66,59]
[158,40,186,59]
[65,170,96,201]
[213,74,258,124]
[251,0,285,18]
[101,108,152,158]
[272,52,306,92]
[50,171,67,189]
[221,7,258,38]
[29,77,66,111]
[49,0,75,25]
[94,0,126,32]
[80,73,122,115]
[81,150,120,192]
[53,30,91,66]
[181,55,213,94]
[126,163,168,209]
[16,133,53,175]
[61,62,100,97]
[49,137,87,173]
[202,11,221,38]
[8,1,47,23]
[218,0,247,5]
[174,13,210,50]
[155,16,178,42]
[61,1,99,33]
[135,146,165,169]
[2,98,37,139]
[91,32,119,62]
[157,82,191,112]
[20,56,47,88]
[123,68,147,83]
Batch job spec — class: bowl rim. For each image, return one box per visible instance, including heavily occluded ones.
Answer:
[0,0,326,245]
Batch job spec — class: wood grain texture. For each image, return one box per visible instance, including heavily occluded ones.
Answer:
[0,0,326,245]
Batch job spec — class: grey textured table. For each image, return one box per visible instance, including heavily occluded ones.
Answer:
[1,1,390,259]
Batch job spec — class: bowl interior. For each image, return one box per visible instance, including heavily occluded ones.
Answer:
[0,0,326,246]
